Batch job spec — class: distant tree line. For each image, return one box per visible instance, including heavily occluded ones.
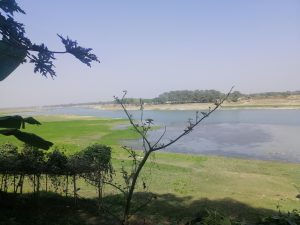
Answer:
[248,91,300,98]
[42,90,300,107]
[113,90,225,104]
[112,90,300,105]
[154,89,223,103]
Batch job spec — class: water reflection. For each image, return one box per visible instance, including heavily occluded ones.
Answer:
[124,122,300,163]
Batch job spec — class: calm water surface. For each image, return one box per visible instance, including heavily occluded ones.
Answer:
[25,107,300,162]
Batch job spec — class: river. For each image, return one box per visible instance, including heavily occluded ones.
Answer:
[24,107,300,162]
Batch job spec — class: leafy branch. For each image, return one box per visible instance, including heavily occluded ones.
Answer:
[0,116,53,150]
[0,0,100,149]
[0,0,99,78]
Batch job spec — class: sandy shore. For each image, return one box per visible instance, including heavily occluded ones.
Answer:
[87,96,300,110]
[87,102,300,111]
[2,96,300,113]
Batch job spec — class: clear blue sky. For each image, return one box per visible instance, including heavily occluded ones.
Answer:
[1,0,299,108]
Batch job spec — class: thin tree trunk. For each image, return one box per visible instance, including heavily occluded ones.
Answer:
[45,174,48,192]
[20,175,24,194]
[73,174,77,207]
[4,174,8,192]
[20,175,25,194]
[0,174,4,191]
[33,174,36,193]
[123,151,151,225]
[13,174,16,193]
[37,175,40,195]
[66,175,69,197]
[97,179,103,210]
[16,174,22,193]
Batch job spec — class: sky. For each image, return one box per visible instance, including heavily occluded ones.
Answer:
[0,0,299,108]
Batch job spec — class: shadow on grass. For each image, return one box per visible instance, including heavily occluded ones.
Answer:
[123,192,279,224]
[0,191,100,225]
[0,191,280,225]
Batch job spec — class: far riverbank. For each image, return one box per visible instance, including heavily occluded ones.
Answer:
[87,102,300,111]
[2,95,300,112]
[86,94,300,110]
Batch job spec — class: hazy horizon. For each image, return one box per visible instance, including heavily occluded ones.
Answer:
[1,88,300,109]
[1,1,299,108]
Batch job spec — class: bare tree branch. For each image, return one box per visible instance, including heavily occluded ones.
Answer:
[151,86,234,152]
[115,87,234,225]
[152,125,167,149]
[114,93,152,151]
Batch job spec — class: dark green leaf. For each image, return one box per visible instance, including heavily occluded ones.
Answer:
[1,128,53,150]
[23,117,41,125]
[0,115,41,129]
[0,0,25,15]
[0,128,17,134]
[58,35,100,66]
[13,130,53,150]
[0,115,23,128]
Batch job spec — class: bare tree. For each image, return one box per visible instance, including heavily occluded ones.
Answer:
[114,87,233,225]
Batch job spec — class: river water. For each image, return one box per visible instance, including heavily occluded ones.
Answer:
[25,107,300,162]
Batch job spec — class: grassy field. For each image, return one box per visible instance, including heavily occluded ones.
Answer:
[1,115,300,224]
[0,115,139,153]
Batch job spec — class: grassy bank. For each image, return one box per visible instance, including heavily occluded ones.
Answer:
[0,115,139,153]
[0,115,299,223]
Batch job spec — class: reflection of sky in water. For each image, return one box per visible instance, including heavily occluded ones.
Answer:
[20,107,300,162]
[124,123,300,163]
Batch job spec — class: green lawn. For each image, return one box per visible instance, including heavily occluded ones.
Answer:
[1,115,300,223]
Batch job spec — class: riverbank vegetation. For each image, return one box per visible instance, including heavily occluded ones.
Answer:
[50,90,300,110]
[112,90,300,105]
[0,116,299,224]
[2,90,300,112]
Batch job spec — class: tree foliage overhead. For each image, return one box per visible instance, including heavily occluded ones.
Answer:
[0,0,100,149]
[0,0,99,78]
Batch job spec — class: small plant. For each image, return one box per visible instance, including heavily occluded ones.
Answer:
[81,144,114,209]
[185,209,300,225]
[257,210,300,225]
[0,143,113,207]
[185,210,242,225]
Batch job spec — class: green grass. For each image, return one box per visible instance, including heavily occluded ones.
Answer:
[0,115,139,154]
[153,154,300,210]
[1,115,300,223]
